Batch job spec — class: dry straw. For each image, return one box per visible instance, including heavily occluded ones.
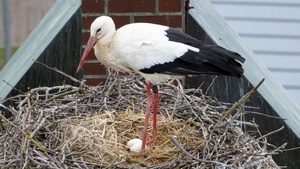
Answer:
[0,68,285,168]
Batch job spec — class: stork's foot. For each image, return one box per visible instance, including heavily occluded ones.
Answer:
[146,136,157,147]
[146,128,157,147]
[141,133,157,150]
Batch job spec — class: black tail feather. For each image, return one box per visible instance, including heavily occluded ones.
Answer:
[140,46,245,78]
[147,27,246,77]
[174,45,245,78]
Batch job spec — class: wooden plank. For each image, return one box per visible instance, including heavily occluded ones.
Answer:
[189,0,300,138]
[287,89,300,103]
[272,71,300,86]
[258,54,300,69]
[0,0,81,99]
[211,0,300,6]
[225,21,300,37]
[212,3,300,20]
[242,37,300,53]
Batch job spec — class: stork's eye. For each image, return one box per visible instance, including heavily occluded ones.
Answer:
[96,28,101,33]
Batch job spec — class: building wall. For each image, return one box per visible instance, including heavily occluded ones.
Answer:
[210,0,300,104]
[0,1,3,46]
[81,0,185,85]
[0,0,56,47]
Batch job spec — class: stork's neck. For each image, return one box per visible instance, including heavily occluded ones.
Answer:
[98,30,115,46]
[94,29,115,67]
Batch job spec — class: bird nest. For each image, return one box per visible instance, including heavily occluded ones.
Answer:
[0,72,285,168]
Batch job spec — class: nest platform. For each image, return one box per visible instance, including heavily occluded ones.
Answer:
[0,74,284,168]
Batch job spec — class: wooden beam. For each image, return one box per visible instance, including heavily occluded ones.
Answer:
[188,0,300,138]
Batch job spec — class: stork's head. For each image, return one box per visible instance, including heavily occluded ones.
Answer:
[76,16,115,73]
[90,16,115,39]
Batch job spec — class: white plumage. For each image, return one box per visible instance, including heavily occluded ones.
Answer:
[112,23,199,71]
[78,16,200,84]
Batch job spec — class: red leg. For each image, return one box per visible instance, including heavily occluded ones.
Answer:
[147,85,158,147]
[141,81,152,150]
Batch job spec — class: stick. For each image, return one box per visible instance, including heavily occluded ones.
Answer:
[0,113,48,156]
[257,126,285,140]
[170,136,223,165]
[33,60,82,84]
[222,78,265,117]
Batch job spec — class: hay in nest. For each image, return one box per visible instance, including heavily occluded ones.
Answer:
[0,73,285,168]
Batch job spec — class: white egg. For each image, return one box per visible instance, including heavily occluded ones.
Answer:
[129,141,143,152]
[127,138,142,147]
[127,138,144,152]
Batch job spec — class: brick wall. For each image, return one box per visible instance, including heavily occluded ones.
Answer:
[81,0,185,85]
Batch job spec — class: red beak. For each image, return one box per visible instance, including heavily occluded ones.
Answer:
[76,36,98,73]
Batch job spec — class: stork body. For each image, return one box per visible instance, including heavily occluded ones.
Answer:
[77,16,245,150]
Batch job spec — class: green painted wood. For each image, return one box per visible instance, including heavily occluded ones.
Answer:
[0,0,81,99]
[188,0,300,138]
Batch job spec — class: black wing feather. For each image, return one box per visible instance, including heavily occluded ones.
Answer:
[140,28,245,78]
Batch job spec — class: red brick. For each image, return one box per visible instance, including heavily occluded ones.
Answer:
[82,16,98,30]
[81,46,97,60]
[82,32,90,45]
[159,0,182,12]
[86,78,107,86]
[135,15,182,28]
[83,63,106,75]
[82,16,130,34]
[86,50,97,60]
[109,0,155,13]
[111,16,131,28]
[82,0,105,13]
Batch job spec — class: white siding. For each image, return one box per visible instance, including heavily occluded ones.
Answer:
[210,0,300,104]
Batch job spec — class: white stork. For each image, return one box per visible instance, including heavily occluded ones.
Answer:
[77,16,245,150]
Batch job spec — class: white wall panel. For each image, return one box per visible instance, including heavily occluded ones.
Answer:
[210,0,300,104]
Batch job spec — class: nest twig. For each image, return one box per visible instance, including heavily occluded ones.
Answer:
[0,71,284,168]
